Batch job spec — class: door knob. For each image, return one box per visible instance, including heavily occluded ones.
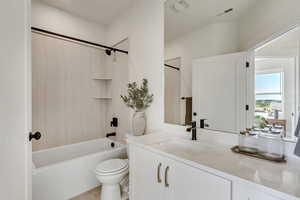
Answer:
[29,132,42,141]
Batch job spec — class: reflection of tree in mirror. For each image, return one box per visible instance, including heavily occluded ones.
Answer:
[254,115,267,128]
[255,100,282,119]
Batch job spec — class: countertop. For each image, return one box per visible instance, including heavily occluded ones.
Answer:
[127,131,300,200]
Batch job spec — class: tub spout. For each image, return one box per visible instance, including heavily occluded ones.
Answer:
[106,132,116,138]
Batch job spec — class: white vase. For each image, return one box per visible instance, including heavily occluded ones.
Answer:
[132,111,146,136]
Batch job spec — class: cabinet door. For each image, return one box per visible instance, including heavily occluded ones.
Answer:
[251,193,282,200]
[165,158,231,200]
[233,182,283,200]
[129,146,166,200]
[236,190,282,200]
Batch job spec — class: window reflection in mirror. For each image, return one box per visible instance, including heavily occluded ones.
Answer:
[254,27,300,140]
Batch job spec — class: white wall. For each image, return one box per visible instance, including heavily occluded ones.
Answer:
[31,0,107,44]
[0,0,31,199]
[239,0,300,50]
[165,21,240,99]
[106,0,165,133]
[109,40,131,141]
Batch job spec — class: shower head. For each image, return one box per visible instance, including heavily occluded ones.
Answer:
[105,49,112,56]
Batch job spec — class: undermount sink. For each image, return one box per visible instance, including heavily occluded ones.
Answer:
[151,138,214,155]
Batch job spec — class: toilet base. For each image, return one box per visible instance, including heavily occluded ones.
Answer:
[101,184,121,200]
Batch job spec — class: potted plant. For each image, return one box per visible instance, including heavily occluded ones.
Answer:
[121,79,154,136]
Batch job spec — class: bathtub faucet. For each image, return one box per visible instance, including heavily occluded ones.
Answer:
[106,132,116,138]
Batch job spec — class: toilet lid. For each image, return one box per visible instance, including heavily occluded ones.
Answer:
[96,159,128,174]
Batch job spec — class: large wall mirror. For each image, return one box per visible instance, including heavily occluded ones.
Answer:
[253,27,300,140]
[164,0,299,141]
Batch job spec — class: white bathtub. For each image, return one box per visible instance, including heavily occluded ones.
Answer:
[32,138,126,200]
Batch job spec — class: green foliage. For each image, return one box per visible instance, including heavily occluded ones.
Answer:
[256,100,281,109]
[256,100,271,108]
[121,79,154,112]
[254,115,267,129]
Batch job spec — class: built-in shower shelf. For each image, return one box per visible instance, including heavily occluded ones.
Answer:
[93,97,112,100]
[92,76,112,80]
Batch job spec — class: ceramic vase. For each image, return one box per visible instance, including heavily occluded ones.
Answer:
[132,111,146,136]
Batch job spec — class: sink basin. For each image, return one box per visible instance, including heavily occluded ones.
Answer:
[152,138,213,155]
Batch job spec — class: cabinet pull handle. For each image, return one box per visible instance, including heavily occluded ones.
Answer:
[164,166,170,187]
[157,163,162,183]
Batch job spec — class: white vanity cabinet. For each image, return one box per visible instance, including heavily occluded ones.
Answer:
[233,182,283,200]
[128,134,300,200]
[129,145,231,200]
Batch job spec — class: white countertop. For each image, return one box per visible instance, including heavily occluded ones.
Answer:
[127,131,300,200]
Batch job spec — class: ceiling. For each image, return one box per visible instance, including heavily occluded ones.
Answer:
[256,27,300,57]
[37,0,258,41]
[37,0,135,26]
[165,0,258,42]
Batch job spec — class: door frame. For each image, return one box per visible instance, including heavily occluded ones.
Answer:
[0,0,32,199]
[26,0,32,199]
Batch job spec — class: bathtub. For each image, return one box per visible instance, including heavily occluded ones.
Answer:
[32,138,126,200]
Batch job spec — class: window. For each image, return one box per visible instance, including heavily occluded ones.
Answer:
[255,72,283,120]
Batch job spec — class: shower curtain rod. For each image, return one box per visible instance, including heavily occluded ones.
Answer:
[31,27,129,54]
[164,64,180,71]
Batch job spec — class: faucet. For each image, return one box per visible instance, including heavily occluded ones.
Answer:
[200,119,208,129]
[191,121,197,140]
[186,121,197,140]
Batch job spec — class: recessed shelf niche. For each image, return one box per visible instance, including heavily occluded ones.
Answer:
[92,75,112,80]
[92,79,112,100]
[91,49,114,100]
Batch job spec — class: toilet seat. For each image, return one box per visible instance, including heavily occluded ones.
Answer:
[95,159,128,175]
[96,166,128,176]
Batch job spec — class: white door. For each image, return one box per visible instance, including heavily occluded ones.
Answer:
[129,146,166,200]
[0,0,32,200]
[166,158,231,200]
[192,52,250,133]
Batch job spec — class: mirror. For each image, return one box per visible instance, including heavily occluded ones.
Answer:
[164,0,299,140]
[165,58,185,125]
[253,27,300,140]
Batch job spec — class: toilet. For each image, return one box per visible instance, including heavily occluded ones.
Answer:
[95,159,129,200]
